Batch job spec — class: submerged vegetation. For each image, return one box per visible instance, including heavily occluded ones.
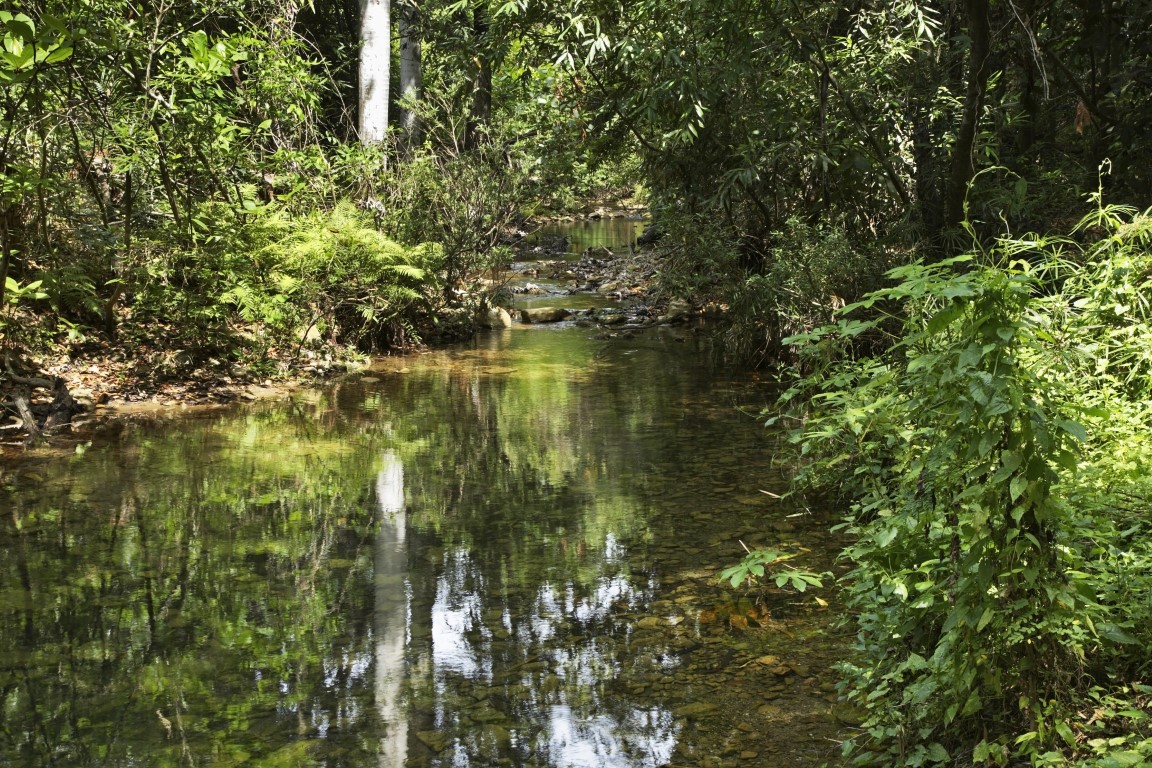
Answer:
[2,0,1152,765]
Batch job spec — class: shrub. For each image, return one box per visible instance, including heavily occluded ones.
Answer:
[382,143,527,300]
[778,204,1152,766]
[270,201,439,350]
[722,218,884,365]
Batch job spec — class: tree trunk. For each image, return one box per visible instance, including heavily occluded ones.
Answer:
[944,0,992,229]
[912,66,946,237]
[359,0,391,144]
[0,154,21,311]
[398,2,421,147]
[105,170,132,340]
[465,6,492,149]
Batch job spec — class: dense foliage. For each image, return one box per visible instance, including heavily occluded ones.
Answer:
[0,0,617,380]
[4,0,1150,365]
[778,204,1152,766]
[556,0,1152,361]
[3,0,1152,765]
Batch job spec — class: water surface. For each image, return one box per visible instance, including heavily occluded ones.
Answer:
[529,218,647,257]
[0,325,845,767]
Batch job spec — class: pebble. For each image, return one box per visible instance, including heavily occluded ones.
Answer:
[672,702,719,718]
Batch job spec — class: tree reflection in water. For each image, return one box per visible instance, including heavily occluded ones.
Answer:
[0,324,788,767]
[417,541,679,766]
[376,451,409,767]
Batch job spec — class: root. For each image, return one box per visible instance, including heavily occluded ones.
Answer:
[2,354,84,444]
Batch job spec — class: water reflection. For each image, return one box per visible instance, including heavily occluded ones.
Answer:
[0,324,827,767]
[530,218,647,257]
[543,705,677,767]
[376,451,409,767]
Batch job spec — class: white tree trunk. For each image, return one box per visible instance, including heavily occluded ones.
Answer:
[398,4,421,144]
[375,452,408,766]
[359,0,391,143]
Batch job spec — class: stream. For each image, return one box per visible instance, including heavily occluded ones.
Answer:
[0,222,850,767]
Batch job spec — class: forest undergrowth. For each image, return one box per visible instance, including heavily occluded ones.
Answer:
[764,198,1152,768]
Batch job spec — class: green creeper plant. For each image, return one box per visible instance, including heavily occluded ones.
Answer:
[780,249,1103,766]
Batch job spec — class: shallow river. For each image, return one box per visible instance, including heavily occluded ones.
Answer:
[0,312,849,767]
[529,218,647,256]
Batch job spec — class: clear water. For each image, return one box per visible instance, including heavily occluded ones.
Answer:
[0,326,846,767]
[528,218,647,257]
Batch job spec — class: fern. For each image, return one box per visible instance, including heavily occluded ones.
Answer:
[263,200,440,349]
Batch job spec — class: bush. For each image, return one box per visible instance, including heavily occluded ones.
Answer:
[653,213,889,366]
[271,201,439,350]
[778,204,1152,767]
[117,200,440,378]
[722,218,885,365]
[382,142,527,300]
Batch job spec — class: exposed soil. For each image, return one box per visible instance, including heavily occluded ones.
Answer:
[0,344,337,457]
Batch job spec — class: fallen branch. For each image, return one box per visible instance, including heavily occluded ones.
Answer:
[11,391,41,442]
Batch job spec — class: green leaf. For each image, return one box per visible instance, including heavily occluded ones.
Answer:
[904,653,929,670]
[4,17,35,44]
[1055,419,1088,442]
[42,45,72,64]
[926,742,949,762]
[941,282,978,300]
[1099,751,1146,767]
[926,302,964,335]
[1009,475,1027,501]
[991,451,1023,483]
[1098,623,1139,645]
[962,690,982,716]
[1,46,32,71]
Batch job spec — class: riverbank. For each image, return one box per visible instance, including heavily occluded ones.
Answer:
[1,209,681,451]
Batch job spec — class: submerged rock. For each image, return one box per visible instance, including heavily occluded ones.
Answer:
[417,730,452,752]
[673,702,719,718]
[521,307,571,323]
[636,616,664,630]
